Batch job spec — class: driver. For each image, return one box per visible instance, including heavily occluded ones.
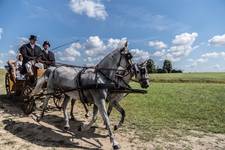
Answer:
[19,35,44,76]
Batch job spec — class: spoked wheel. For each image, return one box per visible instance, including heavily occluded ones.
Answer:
[53,94,64,110]
[22,85,36,115]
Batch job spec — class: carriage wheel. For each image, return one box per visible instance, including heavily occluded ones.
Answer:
[5,73,13,96]
[23,99,36,115]
[22,85,36,115]
[53,94,64,110]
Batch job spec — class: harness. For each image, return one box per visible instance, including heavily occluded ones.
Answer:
[76,68,89,104]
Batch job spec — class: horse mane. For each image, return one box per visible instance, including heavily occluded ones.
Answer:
[97,47,123,68]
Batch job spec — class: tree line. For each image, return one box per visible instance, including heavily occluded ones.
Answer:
[146,59,183,73]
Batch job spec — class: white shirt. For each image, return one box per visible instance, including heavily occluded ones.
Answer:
[16,60,22,69]
[43,48,48,54]
[15,60,25,80]
[30,43,35,49]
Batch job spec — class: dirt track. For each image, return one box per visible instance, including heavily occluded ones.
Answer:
[0,95,225,150]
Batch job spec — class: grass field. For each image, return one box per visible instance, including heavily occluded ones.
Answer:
[150,72,225,83]
[120,82,225,140]
[1,69,225,142]
[0,69,6,93]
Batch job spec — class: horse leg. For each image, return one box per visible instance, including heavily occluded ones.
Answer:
[107,101,113,116]
[79,104,98,131]
[36,94,51,122]
[96,98,120,149]
[82,102,90,118]
[70,99,76,120]
[62,95,71,130]
[113,102,125,131]
[103,101,113,128]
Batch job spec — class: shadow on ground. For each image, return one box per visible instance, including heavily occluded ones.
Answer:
[0,94,108,149]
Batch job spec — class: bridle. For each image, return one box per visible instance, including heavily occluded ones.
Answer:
[114,48,134,78]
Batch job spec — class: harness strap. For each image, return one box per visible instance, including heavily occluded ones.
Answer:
[76,68,89,104]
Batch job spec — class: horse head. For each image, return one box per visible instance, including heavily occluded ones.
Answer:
[132,60,150,88]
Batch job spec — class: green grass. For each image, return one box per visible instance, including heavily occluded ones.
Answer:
[118,82,225,140]
[150,72,225,83]
[0,69,6,94]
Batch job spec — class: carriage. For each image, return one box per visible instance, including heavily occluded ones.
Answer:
[4,65,63,115]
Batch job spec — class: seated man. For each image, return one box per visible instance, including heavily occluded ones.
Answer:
[19,35,44,76]
[7,53,24,82]
[40,41,55,68]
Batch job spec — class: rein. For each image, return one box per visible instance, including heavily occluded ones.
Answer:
[55,62,128,72]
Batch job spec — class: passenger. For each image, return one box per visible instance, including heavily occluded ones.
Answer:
[19,35,44,76]
[40,41,55,68]
[7,53,24,82]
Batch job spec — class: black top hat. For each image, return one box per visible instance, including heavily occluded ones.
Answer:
[29,35,37,41]
[42,41,51,47]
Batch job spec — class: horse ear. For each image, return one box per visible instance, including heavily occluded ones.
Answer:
[124,41,128,47]
[120,41,129,53]
[140,60,147,66]
[144,60,148,65]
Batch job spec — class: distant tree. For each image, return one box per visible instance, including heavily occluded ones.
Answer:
[171,69,183,73]
[146,59,156,73]
[163,59,172,73]
[156,68,166,73]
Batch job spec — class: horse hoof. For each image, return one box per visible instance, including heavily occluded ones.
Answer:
[113,144,121,150]
[36,117,41,122]
[114,125,118,131]
[64,126,70,130]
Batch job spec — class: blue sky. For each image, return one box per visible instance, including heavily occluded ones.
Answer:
[0,0,225,72]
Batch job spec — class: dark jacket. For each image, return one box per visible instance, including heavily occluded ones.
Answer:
[19,43,42,74]
[40,50,55,67]
[19,43,42,64]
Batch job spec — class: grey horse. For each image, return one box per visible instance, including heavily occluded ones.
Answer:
[70,61,150,131]
[30,43,137,149]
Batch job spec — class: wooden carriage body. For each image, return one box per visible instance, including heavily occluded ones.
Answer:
[5,67,45,96]
[5,65,63,114]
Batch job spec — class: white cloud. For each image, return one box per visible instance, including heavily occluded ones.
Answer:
[202,52,225,58]
[55,36,127,64]
[213,64,221,70]
[107,38,127,50]
[8,50,16,59]
[69,0,108,20]
[208,34,225,46]
[191,58,208,67]
[130,49,150,62]
[56,42,81,62]
[18,37,29,47]
[148,40,167,49]
[0,28,3,40]
[153,32,198,62]
[84,36,127,63]
[190,51,225,67]
[85,36,106,56]
[153,49,166,57]
[172,32,198,45]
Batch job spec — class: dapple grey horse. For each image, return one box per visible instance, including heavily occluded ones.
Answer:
[70,62,150,131]
[106,62,149,130]
[30,43,135,149]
